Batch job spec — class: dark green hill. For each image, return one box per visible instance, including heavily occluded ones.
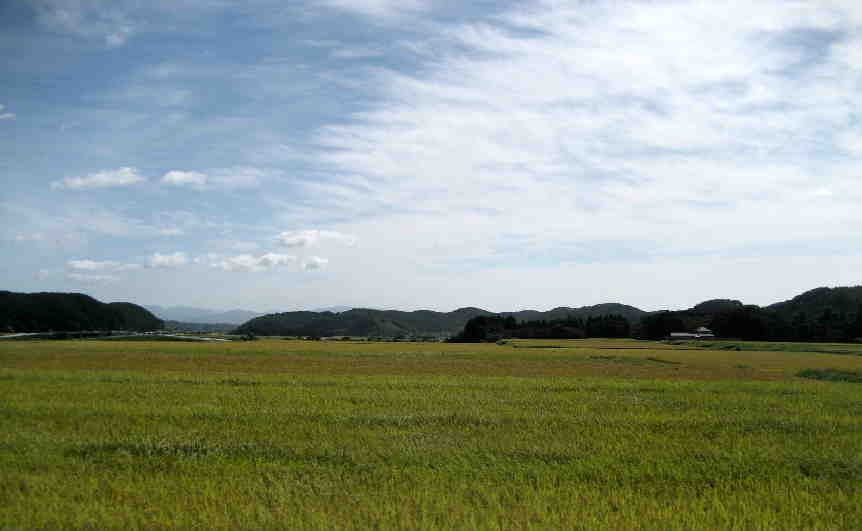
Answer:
[689,299,744,314]
[767,286,862,318]
[233,304,645,338]
[503,303,645,324]
[638,287,862,341]
[233,307,494,337]
[0,291,163,332]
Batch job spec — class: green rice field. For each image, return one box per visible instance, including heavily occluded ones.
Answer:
[2,338,862,529]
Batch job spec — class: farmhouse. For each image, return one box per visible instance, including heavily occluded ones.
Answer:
[669,327,715,339]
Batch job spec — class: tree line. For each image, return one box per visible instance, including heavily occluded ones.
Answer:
[453,289,862,343]
[450,314,631,342]
[639,305,862,342]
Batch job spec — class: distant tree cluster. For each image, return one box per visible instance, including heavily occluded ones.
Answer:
[450,314,631,342]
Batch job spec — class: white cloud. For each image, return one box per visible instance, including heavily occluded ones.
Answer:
[11,0,862,312]
[33,0,135,47]
[2,203,152,248]
[114,85,192,107]
[156,167,277,190]
[36,268,58,280]
[835,130,862,156]
[209,167,272,188]
[215,253,296,273]
[161,170,207,187]
[14,232,46,242]
[194,252,221,265]
[301,0,862,271]
[148,251,188,268]
[67,259,140,272]
[159,227,184,236]
[317,0,430,19]
[302,256,329,270]
[330,46,384,59]
[51,167,144,190]
[68,259,115,271]
[207,240,260,253]
[66,272,118,284]
[276,229,357,248]
[0,104,14,120]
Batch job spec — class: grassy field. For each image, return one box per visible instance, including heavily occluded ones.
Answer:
[2,338,862,529]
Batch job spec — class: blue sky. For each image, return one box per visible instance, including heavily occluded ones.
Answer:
[2,0,862,312]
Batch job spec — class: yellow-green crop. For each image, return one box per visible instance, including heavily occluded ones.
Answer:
[1,338,861,529]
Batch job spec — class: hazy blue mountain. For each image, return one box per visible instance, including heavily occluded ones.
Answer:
[145,305,263,324]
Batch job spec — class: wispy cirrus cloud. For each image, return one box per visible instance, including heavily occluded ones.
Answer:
[9,0,862,311]
[32,0,136,47]
[305,0,862,268]
[277,229,357,248]
[51,167,145,190]
[148,252,188,268]
[316,0,430,19]
[67,259,141,272]
[66,272,119,284]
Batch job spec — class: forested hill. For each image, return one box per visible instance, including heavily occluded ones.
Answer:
[500,303,645,325]
[0,291,163,332]
[233,304,646,338]
[639,286,862,341]
[767,286,862,318]
[235,286,862,340]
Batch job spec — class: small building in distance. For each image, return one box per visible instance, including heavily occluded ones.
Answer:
[669,327,715,340]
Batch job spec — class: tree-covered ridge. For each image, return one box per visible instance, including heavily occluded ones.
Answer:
[232,308,494,338]
[451,314,631,342]
[233,288,862,341]
[0,291,163,332]
[453,287,862,343]
[639,286,862,341]
[233,304,645,338]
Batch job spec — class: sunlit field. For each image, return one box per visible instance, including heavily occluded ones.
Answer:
[2,338,862,529]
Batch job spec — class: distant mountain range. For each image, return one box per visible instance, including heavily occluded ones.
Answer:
[145,305,369,324]
[5,286,862,340]
[233,303,646,338]
[144,305,264,325]
[233,288,862,340]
